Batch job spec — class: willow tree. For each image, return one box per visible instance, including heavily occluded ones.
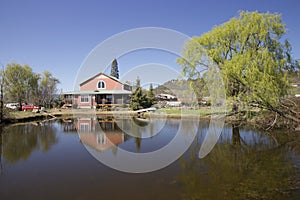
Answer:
[178,11,299,122]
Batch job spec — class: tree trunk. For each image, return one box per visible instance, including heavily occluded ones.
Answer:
[231,100,239,115]
[268,105,300,123]
[0,128,3,175]
[232,125,241,147]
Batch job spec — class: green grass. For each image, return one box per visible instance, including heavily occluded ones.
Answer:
[290,87,300,95]
[9,110,45,119]
[156,107,226,116]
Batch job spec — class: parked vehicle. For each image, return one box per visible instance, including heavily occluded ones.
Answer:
[5,103,20,110]
[22,104,41,111]
[166,101,182,107]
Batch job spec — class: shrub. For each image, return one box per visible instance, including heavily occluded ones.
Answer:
[104,105,109,111]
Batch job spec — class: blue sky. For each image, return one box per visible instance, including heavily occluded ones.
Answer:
[1,0,300,91]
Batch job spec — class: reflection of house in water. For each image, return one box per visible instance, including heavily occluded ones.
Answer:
[75,117,125,152]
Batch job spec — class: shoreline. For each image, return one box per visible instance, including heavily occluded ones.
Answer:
[1,109,299,132]
[1,109,214,125]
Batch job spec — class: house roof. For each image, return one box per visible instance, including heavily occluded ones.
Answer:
[79,72,128,86]
[63,90,132,95]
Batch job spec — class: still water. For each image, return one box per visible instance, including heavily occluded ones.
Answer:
[0,117,299,200]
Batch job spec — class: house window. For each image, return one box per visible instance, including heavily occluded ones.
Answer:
[98,81,106,89]
[81,95,89,102]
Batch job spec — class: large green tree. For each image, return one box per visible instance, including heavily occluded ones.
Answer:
[188,77,209,105]
[110,59,119,79]
[39,71,60,108]
[3,63,60,108]
[4,63,39,107]
[178,11,299,122]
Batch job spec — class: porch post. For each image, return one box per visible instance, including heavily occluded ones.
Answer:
[91,95,94,108]
[112,94,114,104]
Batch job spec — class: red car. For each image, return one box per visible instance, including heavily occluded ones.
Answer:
[22,105,41,111]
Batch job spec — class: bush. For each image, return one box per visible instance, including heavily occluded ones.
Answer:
[2,107,12,119]
[72,104,78,109]
[104,105,109,111]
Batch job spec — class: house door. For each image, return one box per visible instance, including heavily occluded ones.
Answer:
[96,94,106,104]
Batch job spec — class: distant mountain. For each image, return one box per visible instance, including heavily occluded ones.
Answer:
[153,79,188,96]
[153,79,207,105]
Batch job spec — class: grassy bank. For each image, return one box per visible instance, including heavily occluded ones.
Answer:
[4,110,62,124]
[157,108,210,115]
[156,107,226,116]
[2,107,223,124]
[3,107,299,131]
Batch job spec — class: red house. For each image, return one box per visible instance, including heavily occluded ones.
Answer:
[64,73,132,109]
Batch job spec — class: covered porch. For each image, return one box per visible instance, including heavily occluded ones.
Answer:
[63,90,132,109]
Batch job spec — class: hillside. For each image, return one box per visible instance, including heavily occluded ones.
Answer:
[153,79,208,105]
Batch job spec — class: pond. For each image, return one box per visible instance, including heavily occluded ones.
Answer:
[0,117,299,200]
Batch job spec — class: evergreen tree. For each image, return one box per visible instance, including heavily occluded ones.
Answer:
[130,77,143,110]
[110,59,119,79]
[130,77,154,110]
[147,83,156,107]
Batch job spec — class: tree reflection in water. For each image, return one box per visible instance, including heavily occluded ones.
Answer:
[178,125,299,200]
[0,122,58,164]
[0,127,3,174]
